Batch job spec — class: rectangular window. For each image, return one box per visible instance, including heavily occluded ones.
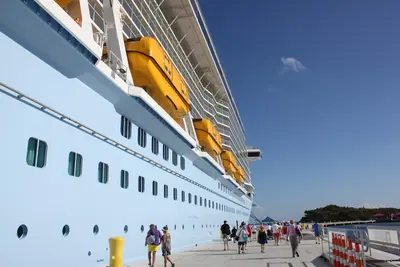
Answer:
[152,181,158,196]
[173,188,178,200]
[120,170,129,189]
[162,145,169,161]
[194,195,197,205]
[151,137,159,155]
[68,152,83,177]
[208,200,211,208]
[204,198,207,207]
[172,151,178,166]
[181,191,185,202]
[138,128,147,148]
[212,201,215,209]
[120,116,132,139]
[26,137,47,168]
[98,162,109,184]
[138,176,145,193]
[164,184,168,198]
[200,197,203,206]
[180,156,185,170]
[188,193,192,204]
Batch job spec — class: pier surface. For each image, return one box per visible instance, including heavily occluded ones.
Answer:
[132,234,330,267]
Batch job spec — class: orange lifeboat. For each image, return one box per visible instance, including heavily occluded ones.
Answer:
[125,37,191,121]
[193,118,222,161]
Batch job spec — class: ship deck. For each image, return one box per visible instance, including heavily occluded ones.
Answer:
[132,234,330,267]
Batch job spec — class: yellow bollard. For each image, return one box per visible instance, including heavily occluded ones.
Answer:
[109,237,124,267]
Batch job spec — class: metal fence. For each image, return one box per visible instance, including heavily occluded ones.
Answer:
[322,225,400,267]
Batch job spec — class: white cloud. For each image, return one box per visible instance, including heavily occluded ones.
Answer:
[280,57,307,74]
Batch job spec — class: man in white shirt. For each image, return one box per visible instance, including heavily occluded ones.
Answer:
[272,222,280,246]
[266,224,272,239]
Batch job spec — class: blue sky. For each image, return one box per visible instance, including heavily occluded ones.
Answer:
[200,0,400,221]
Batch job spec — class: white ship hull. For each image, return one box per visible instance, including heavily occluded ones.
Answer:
[0,1,253,266]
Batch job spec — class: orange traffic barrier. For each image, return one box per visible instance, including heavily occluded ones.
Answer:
[339,235,345,267]
[354,239,363,267]
[332,233,338,267]
[342,235,349,267]
[348,237,355,267]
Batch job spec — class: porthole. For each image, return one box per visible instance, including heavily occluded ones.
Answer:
[174,224,177,230]
[124,225,128,233]
[62,224,70,237]
[93,225,99,235]
[193,225,195,229]
[88,251,92,256]
[182,224,184,230]
[206,225,208,228]
[17,224,28,239]
[202,224,203,228]
[141,225,144,232]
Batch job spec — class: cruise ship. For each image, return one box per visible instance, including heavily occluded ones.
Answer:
[0,0,261,266]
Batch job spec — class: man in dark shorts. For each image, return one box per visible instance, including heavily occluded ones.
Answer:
[220,220,231,251]
[312,222,321,244]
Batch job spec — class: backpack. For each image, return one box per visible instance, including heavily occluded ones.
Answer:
[147,234,155,245]
[221,224,231,235]
[235,229,243,241]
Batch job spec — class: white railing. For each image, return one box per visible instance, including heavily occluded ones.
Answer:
[88,0,105,32]
[103,50,128,81]
[107,0,250,177]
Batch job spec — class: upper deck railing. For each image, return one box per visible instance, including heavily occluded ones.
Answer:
[89,0,251,179]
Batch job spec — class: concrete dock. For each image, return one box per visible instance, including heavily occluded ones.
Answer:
[132,234,330,267]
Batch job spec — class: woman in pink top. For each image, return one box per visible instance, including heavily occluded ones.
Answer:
[286,219,300,258]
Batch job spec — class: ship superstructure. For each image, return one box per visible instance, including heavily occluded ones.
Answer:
[0,0,261,266]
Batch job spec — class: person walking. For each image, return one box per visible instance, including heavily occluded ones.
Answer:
[257,225,267,253]
[297,223,303,244]
[220,220,231,251]
[161,226,175,267]
[282,223,288,245]
[231,226,237,243]
[272,222,280,246]
[312,222,321,244]
[266,223,272,239]
[236,222,248,254]
[247,224,252,242]
[286,219,300,258]
[145,224,162,267]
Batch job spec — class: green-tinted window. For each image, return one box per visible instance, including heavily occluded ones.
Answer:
[151,137,159,155]
[172,151,178,166]
[138,128,147,148]
[180,156,185,170]
[120,170,129,189]
[98,162,109,184]
[120,116,132,139]
[138,176,145,193]
[68,152,83,177]
[26,137,47,168]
